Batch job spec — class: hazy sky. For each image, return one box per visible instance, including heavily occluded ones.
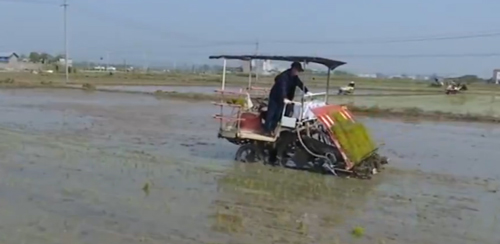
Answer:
[2,0,500,76]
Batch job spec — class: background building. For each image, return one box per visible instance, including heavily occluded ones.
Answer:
[0,52,19,69]
[493,69,500,84]
[0,52,43,71]
[241,59,277,75]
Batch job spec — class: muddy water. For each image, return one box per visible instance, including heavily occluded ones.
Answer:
[0,88,498,244]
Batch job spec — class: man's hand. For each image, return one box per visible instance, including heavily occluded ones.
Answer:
[306,92,313,96]
[284,99,293,104]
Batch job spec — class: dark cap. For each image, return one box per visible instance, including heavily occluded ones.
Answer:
[291,61,304,72]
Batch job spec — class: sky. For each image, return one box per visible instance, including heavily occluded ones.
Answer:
[2,0,500,77]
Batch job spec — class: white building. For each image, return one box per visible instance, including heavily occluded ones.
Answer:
[493,69,500,84]
[241,59,277,75]
[262,60,273,73]
[357,73,377,78]
[58,58,73,67]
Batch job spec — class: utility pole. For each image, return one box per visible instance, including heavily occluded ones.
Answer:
[106,51,110,69]
[255,39,259,82]
[61,0,69,83]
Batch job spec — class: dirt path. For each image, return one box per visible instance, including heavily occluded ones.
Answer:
[0,89,498,244]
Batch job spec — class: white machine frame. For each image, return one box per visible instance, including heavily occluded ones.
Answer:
[280,92,327,128]
[210,55,346,141]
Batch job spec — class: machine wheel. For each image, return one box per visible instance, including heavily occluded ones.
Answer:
[235,144,264,163]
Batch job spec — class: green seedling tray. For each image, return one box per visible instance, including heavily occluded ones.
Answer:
[329,111,377,165]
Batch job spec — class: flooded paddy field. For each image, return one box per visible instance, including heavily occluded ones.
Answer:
[0,88,499,244]
[81,85,500,118]
[331,93,500,117]
[95,85,427,96]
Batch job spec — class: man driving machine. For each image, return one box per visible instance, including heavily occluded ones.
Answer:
[263,61,311,136]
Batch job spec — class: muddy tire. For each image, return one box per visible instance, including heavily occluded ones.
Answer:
[235,144,264,163]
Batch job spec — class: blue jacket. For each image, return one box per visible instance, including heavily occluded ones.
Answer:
[269,69,309,103]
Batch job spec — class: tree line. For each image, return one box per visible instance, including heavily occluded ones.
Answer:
[19,52,65,64]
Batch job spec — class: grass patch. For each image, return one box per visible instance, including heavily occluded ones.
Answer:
[153,90,220,101]
[0,77,15,84]
[351,226,365,238]
[81,83,96,91]
[40,80,53,85]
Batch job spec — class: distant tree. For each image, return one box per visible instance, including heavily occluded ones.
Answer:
[29,52,41,62]
[447,75,485,84]
[333,70,356,77]
[51,54,64,63]
[39,52,53,64]
[201,64,210,72]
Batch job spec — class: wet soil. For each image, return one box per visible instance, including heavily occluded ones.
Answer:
[0,88,498,244]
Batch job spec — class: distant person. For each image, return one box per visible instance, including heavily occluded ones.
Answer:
[263,62,311,136]
[338,81,355,95]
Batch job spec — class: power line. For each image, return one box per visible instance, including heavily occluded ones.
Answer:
[92,50,500,58]
[263,30,500,45]
[0,0,57,5]
[73,5,249,46]
[66,3,500,47]
[7,0,500,63]
[330,52,500,58]
[5,0,500,46]
[178,42,255,48]
[119,28,500,47]
[2,0,250,47]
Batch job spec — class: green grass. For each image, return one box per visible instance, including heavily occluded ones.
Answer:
[351,226,365,238]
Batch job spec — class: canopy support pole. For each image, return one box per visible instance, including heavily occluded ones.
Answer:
[325,68,331,104]
[300,61,307,121]
[248,60,253,89]
[221,59,227,90]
